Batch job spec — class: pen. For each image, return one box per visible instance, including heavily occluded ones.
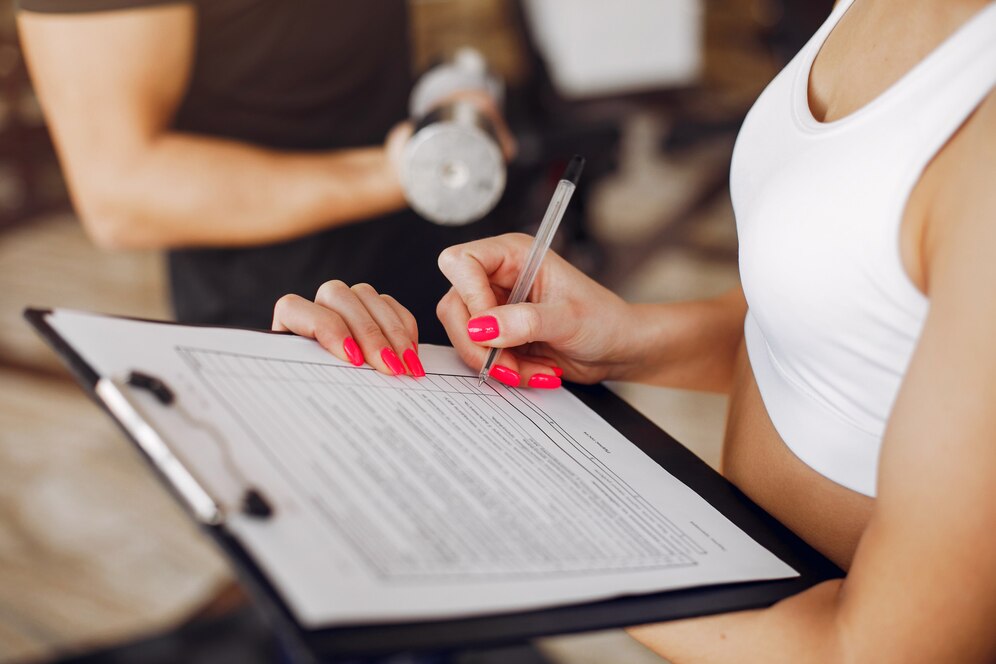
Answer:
[479,155,585,386]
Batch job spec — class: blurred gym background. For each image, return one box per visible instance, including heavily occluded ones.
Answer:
[0,1,830,662]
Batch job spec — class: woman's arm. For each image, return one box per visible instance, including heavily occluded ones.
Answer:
[17,6,407,250]
[434,234,748,392]
[624,288,747,391]
[629,93,996,664]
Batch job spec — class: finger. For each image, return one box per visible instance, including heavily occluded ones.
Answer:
[518,353,565,378]
[380,293,419,349]
[437,233,534,315]
[314,280,404,376]
[465,302,578,349]
[272,294,361,366]
[519,359,562,390]
[350,283,423,377]
[482,355,560,389]
[437,287,492,373]
[382,293,423,373]
[437,288,558,389]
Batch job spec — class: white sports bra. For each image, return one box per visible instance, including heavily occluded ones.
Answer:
[732,0,996,497]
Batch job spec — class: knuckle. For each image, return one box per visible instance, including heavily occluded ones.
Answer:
[381,294,407,314]
[391,298,417,325]
[355,318,384,340]
[436,297,448,320]
[383,321,407,341]
[313,324,339,350]
[315,279,349,303]
[436,288,455,316]
[521,306,542,343]
[350,282,377,298]
[273,293,298,314]
[437,245,461,272]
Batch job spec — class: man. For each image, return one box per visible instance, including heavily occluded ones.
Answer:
[18,0,515,342]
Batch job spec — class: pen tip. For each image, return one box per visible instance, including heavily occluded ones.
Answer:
[478,377,486,387]
[563,155,585,186]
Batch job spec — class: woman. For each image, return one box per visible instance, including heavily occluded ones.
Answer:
[272,0,996,660]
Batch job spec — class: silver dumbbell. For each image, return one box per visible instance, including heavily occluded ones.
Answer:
[401,48,507,226]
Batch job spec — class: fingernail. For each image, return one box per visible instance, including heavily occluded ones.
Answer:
[403,348,425,377]
[468,315,499,342]
[528,373,562,390]
[343,337,363,366]
[381,347,405,376]
[552,366,564,377]
[489,364,520,387]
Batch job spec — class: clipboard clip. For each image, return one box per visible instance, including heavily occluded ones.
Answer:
[127,371,174,405]
[96,371,274,524]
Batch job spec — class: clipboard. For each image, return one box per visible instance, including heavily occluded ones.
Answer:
[25,307,842,662]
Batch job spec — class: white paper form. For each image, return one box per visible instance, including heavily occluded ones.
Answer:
[47,309,797,627]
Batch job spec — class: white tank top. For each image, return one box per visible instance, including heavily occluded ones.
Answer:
[732,0,996,497]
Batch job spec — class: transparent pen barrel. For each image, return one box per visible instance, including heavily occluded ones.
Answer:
[478,178,577,382]
[508,180,576,305]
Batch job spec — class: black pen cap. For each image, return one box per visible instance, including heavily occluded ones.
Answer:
[562,155,585,186]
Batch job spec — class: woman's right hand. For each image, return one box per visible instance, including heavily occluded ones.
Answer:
[436,233,647,388]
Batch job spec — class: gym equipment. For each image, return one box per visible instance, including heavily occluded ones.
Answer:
[401,48,506,226]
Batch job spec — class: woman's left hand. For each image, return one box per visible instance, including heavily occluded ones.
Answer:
[272,280,424,377]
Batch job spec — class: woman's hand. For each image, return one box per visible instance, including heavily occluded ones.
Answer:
[436,233,645,388]
[272,281,424,377]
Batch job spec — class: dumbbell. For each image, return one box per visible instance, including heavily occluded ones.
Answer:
[400,48,507,226]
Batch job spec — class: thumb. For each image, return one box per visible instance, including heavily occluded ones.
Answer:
[466,302,577,349]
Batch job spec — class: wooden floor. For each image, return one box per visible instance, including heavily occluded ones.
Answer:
[0,216,230,663]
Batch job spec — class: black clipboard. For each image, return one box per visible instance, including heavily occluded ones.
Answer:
[25,307,842,663]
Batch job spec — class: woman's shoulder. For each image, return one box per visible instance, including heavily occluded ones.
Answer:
[921,89,996,286]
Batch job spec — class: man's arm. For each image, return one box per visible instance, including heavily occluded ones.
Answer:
[18,6,407,250]
[629,94,996,663]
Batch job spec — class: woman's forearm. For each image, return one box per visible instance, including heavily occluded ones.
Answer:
[615,287,747,392]
[627,580,847,664]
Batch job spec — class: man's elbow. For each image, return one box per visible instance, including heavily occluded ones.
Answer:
[73,183,159,250]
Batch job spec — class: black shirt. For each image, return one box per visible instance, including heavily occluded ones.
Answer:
[20,0,514,342]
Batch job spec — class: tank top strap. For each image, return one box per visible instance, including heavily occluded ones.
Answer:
[889,2,996,154]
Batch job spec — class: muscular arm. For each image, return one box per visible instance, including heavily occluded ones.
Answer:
[629,94,996,663]
[18,6,406,250]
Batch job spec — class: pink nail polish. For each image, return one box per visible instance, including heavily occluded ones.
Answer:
[403,348,425,377]
[528,373,562,389]
[489,364,520,387]
[468,315,499,342]
[552,366,564,377]
[381,347,405,376]
[343,337,363,366]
